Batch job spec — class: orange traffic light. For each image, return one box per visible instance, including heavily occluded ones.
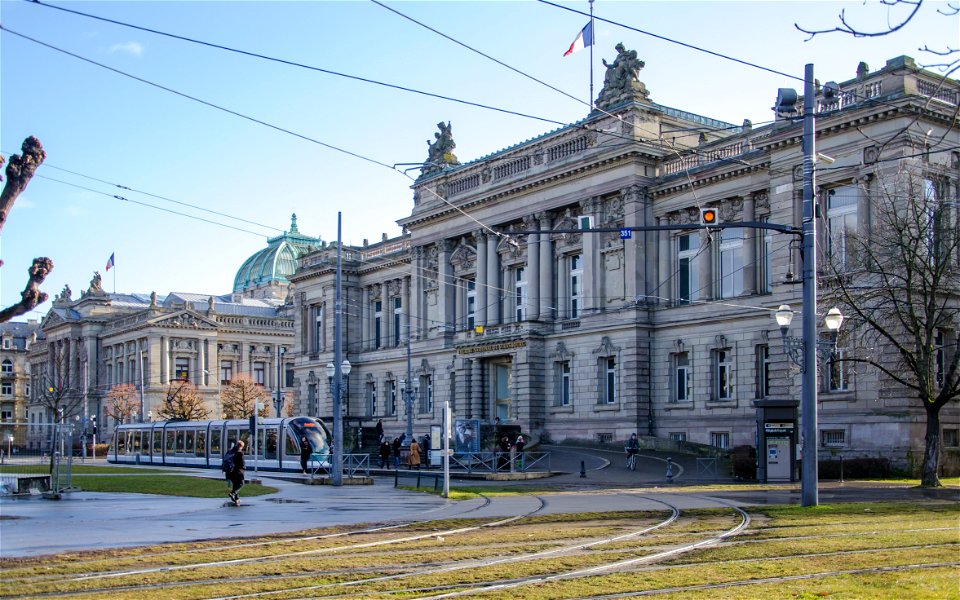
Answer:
[700,207,719,226]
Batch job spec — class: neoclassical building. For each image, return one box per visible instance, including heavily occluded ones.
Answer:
[25,217,322,442]
[290,53,958,475]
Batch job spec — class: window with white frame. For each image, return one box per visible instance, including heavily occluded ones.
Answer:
[719,228,744,298]
[715,349,734,400]
[1,359,12,374]
[755,344,770,399]
[374,300,383,348]
[514,266,527,322]
[466,279,476,330]
[826,184,858,272]
[924,178,944,266]
[419,375,433,413]
[821,429,846,447]
[1,337,10,350]
[827,348,849,392]
[557,361,572,406]
[677,233,699,304]
[393,297,402,347]
[25,381,30,398]
[673,353,691,403]
[366,381,377,415]
[669,432,687,442]
[386,380,397,415]
[710,431,730,449]
[220,361,233,385]
[1,382,11,396]
[253,362,265,386]
[602,357,617,404]
[569,254,582,318]
[174,358,189,381]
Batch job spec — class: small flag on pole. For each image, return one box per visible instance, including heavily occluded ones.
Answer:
[563,21,593,57]
[105,252,115,271]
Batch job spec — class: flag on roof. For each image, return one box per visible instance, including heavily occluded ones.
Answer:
[106,252,115,271]
[563,21,593,57]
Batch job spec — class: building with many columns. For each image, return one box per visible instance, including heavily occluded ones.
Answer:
[290,53,958,476]
[24,217,321,445]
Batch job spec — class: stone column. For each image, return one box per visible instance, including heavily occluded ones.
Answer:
[644,193,658,302]
[379,281,388,349]
[361,287,370,351]
[410,247,422,339]
[487,234,500,325]
[160,336,168,384]
[580,197,599,314]
[742,195,757,296]
[658,217,671,302]
[557,248,569,320]
[439,240,454,332]
[538,213,554,320]
[526,216,540,321]
[470,358,483,419]
[476,232,488,326]
[401,275,410,343]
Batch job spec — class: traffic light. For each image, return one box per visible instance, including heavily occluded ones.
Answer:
[700,207,719,227]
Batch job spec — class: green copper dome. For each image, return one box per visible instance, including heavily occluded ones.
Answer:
[233,214,321,294]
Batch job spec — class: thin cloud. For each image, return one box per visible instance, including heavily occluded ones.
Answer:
[109,41,143,57]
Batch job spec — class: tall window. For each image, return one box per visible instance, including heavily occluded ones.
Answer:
[366,381,377,415]
[755,344,770,399]
[393,297,402,347]
[924,178,944,265]
[374,300,382,348]
[673,353,690,403]
[174,358,188,381]
[558,361,571,406]
[285,363,294,387]
[828,349,848,391]
[514,267,527,322]
[601,357,617,404]
[710,431,730,449]
[253,362,265,386]
[760,219,773,293]
[1,382,11,396]
[827,184,858,272]
[387,380,397,415]
[715,349,734,400]
[220,361,233,385]
[107,364,113,387]
[313,305,323,353]
[719,228,744,298]
[677,233,698,304]
[419,375,433,413]
[569,254,582,318]
[1,359,12,374]
[466,279,476,329]
[495,364,511,421]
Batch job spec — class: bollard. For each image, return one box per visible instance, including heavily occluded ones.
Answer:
[580,460,586,478]
[839,455,844,483]
[665,457,674,483]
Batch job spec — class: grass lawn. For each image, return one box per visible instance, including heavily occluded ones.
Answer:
[0,465,178,475]
[73,474,278,497]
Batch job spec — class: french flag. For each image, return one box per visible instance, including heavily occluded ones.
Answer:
[563,21,593,57]
[106,252,115,271]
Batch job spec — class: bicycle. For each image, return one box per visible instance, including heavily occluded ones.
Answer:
[625,449,637,471]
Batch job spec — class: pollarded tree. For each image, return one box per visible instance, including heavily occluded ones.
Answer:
[157,380,210,421]
[822,162,959,486]
[220,373,269,419]
[105,384,139,425]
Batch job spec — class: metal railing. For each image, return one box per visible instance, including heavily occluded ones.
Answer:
[310,453,370,477]
[449,451,550,474]
[0,422,74,495]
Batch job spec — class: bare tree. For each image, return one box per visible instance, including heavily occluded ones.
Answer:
[34,349,84,473]
[823,163,959,486]
[156,380,210,421]
[104,384,139,425]
[220,373,269,419]
[0,136,52,323]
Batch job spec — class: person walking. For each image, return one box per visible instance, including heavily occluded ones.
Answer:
[422,433,431,467]
[379,439,392,469]
[224,440,246,504]
[299,436,312,475]
[408,437,421,469]
[497,435,511,471]
[514,434,526,469]
[375,419,384,443]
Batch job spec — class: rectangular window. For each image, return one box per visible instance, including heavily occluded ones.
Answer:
[495,364,511,421]
[285,363,294,387]
[674,353,690,403]
[374,300,382,348]
[755,344,770,399]
[107,364,113,387]
[669,432,687,442]
[387,380,397,415]
[677,233,698,304]
[419,375,433,413]
[715,349,734,400]
[943,428,959,447]
[821,430,846,447]
[719,228,744,298]
[366,381,377,416]
[1,359,12,374]
[117,361,124,385]
[558,361,571,406]
[569,254,582,318]
[603,357,617,404]
[466,279,476,329]
[828,349,848,391]
[174,358,189,381]
[253,362,266,386]
[1,382,11,396]
[393,297,402,347]
[313,305,323,353]
[710,431,730,449]
[220,361,233,385]
[514,267,527,322]
[827,184,858,272]
[760,219,773,293]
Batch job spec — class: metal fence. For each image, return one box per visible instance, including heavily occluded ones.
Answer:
[309,453,371,478]
[449,451,550,474]
[0,422,74,496]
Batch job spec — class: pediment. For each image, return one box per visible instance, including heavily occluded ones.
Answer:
[150,310,218,330]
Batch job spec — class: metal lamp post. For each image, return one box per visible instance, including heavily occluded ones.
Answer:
[774,303,844,507]
[275,346,286,417]
[326,358,351,485]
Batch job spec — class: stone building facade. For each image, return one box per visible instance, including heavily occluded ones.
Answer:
[290,54,958,471]
[0,320,41,447]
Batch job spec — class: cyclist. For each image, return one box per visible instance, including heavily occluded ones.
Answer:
[625,433,640,470]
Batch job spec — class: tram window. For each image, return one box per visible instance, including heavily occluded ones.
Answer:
[176,430,185,454]
[184,430,195,456]
[263,428,278,460]
[165,431,176,454]
[239,430,250,448]
[117,433,126,455]
[153,431,162,454]
[196,431,207,458]
[285,430,299,456]
[132,431,142,452]
[226,429,238,453]
[210,430,222,456]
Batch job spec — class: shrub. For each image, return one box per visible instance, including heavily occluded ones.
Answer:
[819,456,891,479]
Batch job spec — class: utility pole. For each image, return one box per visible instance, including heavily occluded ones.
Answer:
[332,212,344,486]
[404,323,414,447]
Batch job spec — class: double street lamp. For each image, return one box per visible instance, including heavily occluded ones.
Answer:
[326,358,351,486]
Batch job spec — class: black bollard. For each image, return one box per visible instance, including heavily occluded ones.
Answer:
[580,460,586,478]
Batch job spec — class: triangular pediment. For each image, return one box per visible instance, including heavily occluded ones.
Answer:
[39,311,66,329]
[150,310,218,330]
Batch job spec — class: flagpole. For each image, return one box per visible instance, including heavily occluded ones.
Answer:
[589,0,594,110]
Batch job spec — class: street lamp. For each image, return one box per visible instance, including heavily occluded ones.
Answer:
[326,358,351,486]
[202,369,222,419]
[275,346,286,417]
[775,304,844,370]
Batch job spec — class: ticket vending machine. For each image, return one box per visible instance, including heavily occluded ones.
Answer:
[754,399,799,483]
[764,425,793,481]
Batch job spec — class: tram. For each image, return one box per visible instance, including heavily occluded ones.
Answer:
[109,416,331,472]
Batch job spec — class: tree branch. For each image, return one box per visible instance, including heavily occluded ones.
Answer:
[0,136,46,235]
[0,257,54,323]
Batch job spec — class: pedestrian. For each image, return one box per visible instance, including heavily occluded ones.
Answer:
[379,439,392,469]
[299,436,312,475]
[514,434,526,469]
[408,437,421,469]
[392,436,402,468]
[375,419,384,443]
[422,433,431,467]
[497,435,510,471]
[223,440,246,505]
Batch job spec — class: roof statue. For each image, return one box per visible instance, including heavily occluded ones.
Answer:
[595,43,649,110]
[421,121,460,178]
[54,284,72,305]
[84,271,107,297]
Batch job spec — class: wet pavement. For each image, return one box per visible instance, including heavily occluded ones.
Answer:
[0,446,955,557]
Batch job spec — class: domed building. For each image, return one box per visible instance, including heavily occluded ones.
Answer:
[233,214,323,301]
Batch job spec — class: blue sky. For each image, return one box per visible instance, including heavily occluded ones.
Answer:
[2,0,956,319]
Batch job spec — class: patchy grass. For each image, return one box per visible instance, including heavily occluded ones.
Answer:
[73,474,278,497]
[0,465,178,475]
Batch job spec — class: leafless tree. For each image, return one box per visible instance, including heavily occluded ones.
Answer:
[34,349,84,473]
[220,373,269,419]
[156,380,210,421]
[104,384,139,425]
[0,136,52,323]
[822,163,959,486]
